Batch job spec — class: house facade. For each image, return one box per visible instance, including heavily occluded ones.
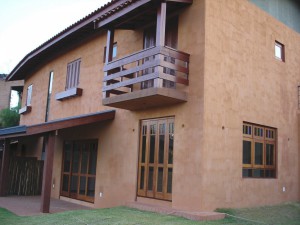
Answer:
[0,0,299,213]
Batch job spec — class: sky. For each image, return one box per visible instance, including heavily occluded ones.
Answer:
[0,0,111,75]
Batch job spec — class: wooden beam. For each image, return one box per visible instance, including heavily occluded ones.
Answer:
[40,132,55,213]
[0,139,10,196]
[97,0,152,28]
[156,2,167,46]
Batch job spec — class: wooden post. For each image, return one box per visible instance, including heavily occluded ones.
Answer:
[105,29,115,64]
[103,29,115,98]
[40,132,55,213]
[0,139,10,196]
[156,2,167,47]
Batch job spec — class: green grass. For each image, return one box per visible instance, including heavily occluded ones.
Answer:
[0,202,299,225]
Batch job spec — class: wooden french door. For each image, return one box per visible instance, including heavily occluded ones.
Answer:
[61,140,98,203]
[137,118,174,201]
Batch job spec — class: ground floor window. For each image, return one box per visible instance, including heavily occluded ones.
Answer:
[137,117,174,201]
[61,139,98,203]
[243,122,276,178]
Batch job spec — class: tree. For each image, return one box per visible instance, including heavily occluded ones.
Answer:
[0,105,20,128]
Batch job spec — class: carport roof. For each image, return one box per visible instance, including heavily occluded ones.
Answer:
[0,110,115,139]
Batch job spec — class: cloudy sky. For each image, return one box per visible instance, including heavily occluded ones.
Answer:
[0,0,111,74]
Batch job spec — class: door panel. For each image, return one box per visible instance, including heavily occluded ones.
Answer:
[60,140,98,203]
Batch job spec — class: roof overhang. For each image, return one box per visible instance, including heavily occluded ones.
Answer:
[0,110,115,139]
[7,0,192,81]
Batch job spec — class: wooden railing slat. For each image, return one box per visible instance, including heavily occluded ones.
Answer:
[103,72,159,92]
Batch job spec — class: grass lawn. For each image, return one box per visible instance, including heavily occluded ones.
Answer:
[0,202,299,225]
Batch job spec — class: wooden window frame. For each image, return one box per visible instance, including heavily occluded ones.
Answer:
[65,58,81,90]
[275,41,285,62]
[242,122,276,178]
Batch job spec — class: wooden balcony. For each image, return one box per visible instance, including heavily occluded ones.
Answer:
[102,46,189,110]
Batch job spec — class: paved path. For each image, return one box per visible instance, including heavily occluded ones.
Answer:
[0,196,91,216]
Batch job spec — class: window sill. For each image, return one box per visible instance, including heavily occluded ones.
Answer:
[19,106,32,115]
[55,87,83,101]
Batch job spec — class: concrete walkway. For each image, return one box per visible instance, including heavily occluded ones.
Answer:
[0,196,91,216]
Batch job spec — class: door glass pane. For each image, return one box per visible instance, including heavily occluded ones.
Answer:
[266,144,274,166]
[158,125,165,164]
[255,142,263,165]
[72,143,80,173]
[140,166,145,190]
[141,136,146,163]
[87,177,95,197]
[168,134,173,164]
[149,135,155,164]
[157,167,163,192]
[167,168,172,193]
[79,176,86,195]
[62,175,69,192]
[63,142,72,172]
[148,167,154,191]
[243,140,251,164]
[89,147,97,175]
[81,146,88,174]
[70,175,78,193]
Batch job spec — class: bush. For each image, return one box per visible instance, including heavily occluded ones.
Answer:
[0,105,20,128]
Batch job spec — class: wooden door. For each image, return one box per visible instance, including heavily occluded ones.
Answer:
[137,118,174,201]
[61,140,97,203]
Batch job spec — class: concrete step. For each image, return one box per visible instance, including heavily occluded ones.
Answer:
[125,202,225,221]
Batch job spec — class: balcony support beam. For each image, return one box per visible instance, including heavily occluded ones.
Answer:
[156,2,167,47]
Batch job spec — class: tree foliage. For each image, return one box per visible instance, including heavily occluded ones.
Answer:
[0,105,20,128]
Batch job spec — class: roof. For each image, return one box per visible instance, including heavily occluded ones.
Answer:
[0,110,115,139]
[6,0,138,81]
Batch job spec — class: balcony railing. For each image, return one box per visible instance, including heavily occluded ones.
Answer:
[102,46,189,110]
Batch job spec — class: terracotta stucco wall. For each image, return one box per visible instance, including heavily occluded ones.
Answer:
[202,0,300,210]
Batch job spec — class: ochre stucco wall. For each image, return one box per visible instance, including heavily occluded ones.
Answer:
[17,0,299,211]
[201,0,300,210]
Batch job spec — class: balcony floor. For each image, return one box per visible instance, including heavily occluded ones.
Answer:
[102,88,187,110]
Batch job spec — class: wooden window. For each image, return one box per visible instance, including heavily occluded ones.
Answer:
[61,140,98,203]
[26,84,33,106]
[66,59,81,90]
[275,41,285,62]
[137,117,174,201]
[242,122,276,178]
[103,43,117,63]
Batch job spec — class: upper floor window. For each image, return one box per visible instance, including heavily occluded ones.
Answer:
[66,59,81,90]
[26,84,33,106]
[275,41,285,62]
[242,122,276,178]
